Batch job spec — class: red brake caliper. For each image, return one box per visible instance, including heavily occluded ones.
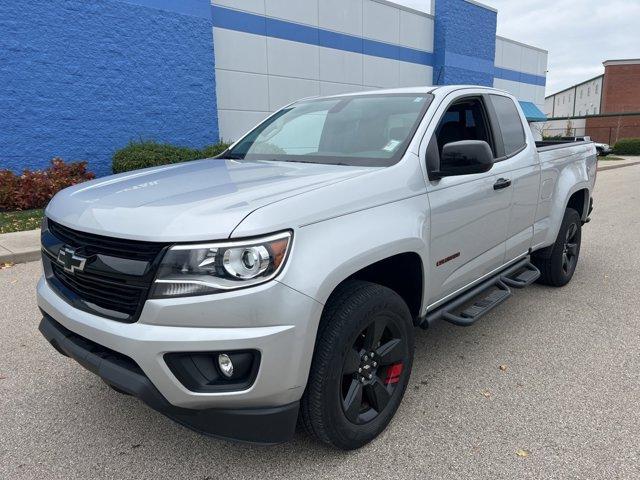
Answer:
[384,363,403,385]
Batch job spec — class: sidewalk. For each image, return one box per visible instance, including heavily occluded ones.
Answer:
[0,229,41,264]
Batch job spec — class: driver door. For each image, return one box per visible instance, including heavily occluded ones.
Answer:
[424,95,511,307]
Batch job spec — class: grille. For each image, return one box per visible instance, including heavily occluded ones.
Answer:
[48,220,165,261]
[51,262,143,317]
[45,220,167,322]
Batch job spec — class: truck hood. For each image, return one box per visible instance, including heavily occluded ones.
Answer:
[45,159,374,241]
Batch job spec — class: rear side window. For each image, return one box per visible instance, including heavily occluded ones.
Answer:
[489,95,526,156]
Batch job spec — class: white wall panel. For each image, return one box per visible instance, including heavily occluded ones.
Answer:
[399,10,433,51]
[398,62,432,87]
[218,110,270,142]
[265,0,319,26]
[213,29,267,74]
[268,76,320,110]
[493,78,521,99]
[520,47,538,75]
[320,81,365,96]
[319,0,363,36]
[363,0,400,44]
[534,86,545,108]
[267,38,320,80]
[212,0,265,15]
[364,56,399,87]
[319,47,363,85]
[215,70,270,111]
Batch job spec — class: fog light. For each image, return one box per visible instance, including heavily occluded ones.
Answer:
[218,353,234,378]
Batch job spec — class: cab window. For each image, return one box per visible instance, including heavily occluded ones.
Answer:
[434,97,494,156]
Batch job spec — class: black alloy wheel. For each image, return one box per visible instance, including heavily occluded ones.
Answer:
[341,316,408,425]
[301,280,414,450]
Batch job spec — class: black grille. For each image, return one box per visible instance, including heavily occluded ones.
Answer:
[51,263,144,317]
[48,220,165,261]
[44,220,168,322]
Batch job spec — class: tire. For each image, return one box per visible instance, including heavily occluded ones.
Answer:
[533,207,582,287]
[300,280,415,450]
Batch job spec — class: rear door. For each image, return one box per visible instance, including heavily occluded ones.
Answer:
[422,93,511,306]
[485,94,541,261]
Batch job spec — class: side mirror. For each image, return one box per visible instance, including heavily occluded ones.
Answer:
[432,140,494,179]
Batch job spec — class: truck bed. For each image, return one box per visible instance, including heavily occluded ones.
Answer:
[535,139,593,151]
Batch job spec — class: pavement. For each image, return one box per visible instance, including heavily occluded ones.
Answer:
[1,163,640,480]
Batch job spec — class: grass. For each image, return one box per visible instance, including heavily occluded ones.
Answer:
[0,209,44,234]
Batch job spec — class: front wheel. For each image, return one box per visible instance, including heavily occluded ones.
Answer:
[533,207,582,287]
[300,280,414,450]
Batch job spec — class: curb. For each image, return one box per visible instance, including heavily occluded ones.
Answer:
[0,229,41,265]
[0,248,41,265]
[598,161,640,172]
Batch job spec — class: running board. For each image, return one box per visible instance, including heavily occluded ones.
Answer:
[419,258,540,328]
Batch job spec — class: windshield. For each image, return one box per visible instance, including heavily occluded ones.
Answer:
[224,93,434,167]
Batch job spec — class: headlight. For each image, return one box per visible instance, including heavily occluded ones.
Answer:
[151,231,292,298]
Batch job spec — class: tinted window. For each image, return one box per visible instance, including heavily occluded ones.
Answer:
[434,97,493,156]
[225,94,433,167]
[490,95,526,156]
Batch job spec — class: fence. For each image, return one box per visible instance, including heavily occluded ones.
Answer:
[538,126,640,144]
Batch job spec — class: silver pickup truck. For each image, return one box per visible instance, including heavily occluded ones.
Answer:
[38,85,596,450]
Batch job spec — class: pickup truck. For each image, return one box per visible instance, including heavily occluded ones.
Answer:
[38,85,596,450]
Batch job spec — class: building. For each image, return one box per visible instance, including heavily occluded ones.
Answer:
[1,0,547,176]
[544,75,603,118]
[542,59,640,143]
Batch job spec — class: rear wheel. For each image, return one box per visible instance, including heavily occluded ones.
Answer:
[533,207,582,287]
[300,281,414,450]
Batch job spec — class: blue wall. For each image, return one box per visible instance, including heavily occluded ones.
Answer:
[433,0,497,86]
[0,0,218,177]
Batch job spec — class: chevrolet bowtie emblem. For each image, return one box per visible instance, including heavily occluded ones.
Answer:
[57,246,87,274]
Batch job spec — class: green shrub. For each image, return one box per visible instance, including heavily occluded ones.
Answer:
[112,141,231,174]
[613,138,640,155]
[200,143,231,159]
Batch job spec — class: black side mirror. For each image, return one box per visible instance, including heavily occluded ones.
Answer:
[431,140,494,179]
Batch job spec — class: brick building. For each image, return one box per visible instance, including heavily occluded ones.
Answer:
[543,59,640,144]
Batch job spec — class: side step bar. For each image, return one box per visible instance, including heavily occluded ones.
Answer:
[419,258,540,328]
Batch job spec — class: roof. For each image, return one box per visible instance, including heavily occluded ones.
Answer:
[519,101,547,122]
[545,74,604,99]
[603,59,640,66]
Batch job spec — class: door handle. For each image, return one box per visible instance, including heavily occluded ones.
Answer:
[493,178,511,190]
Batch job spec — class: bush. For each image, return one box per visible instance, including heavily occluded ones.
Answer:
[0,158,95,211]
[613,138,640,155]
[112,141,231,173]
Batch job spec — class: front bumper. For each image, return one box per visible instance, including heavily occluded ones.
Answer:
[37,275,323,443]
[39,314,299,443]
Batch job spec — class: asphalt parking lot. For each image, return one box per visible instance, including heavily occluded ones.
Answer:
[1,163,639,479]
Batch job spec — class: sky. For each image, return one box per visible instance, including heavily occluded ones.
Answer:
[394,0,640,95]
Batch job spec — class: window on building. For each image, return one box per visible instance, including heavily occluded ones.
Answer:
[557,97,560,106]
[595,84,599,94]
[587,87,590,96]
[580,89,583,99]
